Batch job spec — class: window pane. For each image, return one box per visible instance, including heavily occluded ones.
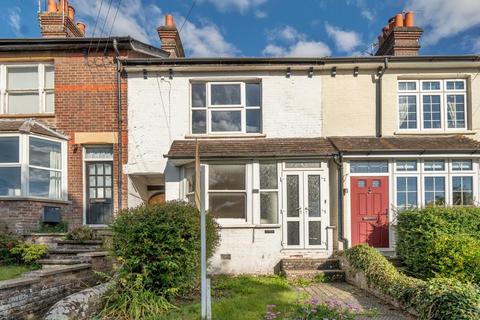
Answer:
[452,176,473,206]
[7,67,38,90]
[422,95,441,129]
[308,175,321,217]
[29,168,61,199]
[424,160,445,171]
[46,92,54,113]
[398,95,417,129]
[0,167,21,196]
[396,177,417,210]
[285,162,322,168]
[209,164,245,190]
[85,147,113,160]
[0,137,19,163]
[246,109,261,133]
[425,177,445,206]
[309,221,322,246]
[350,161,388,173]
[211,111,241,132]
[211,84,241,105]
[45,66,54,89]
[398,81,416,91]
[260,162,277,189]
[191,83,206,108]
[396,160,417,171]
[185,167,195,193]
[446,95,465,128]
[209,192,246,219]
[286,175,299,217]
[8,93,39,114]
[260,192,278,224]
[446,81,464,90]
[287,221,300,246]
[29,137,61,169]
[246,83,261,106]
[422,81,441,90]
[192,110,207,134]
[452,160,472,171]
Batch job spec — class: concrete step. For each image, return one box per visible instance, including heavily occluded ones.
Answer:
[38,258,83,266]
[55,240,103,250]
[47,248,98,259]
[284,269,346,282]
[281,258,340,271]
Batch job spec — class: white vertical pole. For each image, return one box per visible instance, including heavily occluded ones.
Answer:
[200,164,207,320]
[206,278,212,319]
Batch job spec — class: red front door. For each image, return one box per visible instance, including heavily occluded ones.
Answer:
[350,176,389,248]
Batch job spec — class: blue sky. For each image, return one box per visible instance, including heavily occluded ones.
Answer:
[1,0,479,57]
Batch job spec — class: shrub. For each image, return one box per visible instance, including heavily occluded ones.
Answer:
[65,226,95,241]
[38,221,68,233]
[396,207,480,279]
[426,234,480,283]
[344,244,480,320]
[110,201,220,298]
[10,243,48,264]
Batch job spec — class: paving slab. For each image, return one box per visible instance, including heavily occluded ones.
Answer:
[297,282,414,320]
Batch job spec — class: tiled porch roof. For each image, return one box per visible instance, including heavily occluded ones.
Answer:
[0,119,68,140]
[328,136,480,153]
[165,138,337,159]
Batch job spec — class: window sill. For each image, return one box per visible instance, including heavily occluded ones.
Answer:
[185,133,267,139]
[394,130,476,136]
[0,113,55,119]
[0,196,71,205]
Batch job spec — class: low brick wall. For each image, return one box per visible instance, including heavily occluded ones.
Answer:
[24,233,67,249]
[0,254,113,319]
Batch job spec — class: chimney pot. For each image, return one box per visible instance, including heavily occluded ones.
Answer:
[394,13,404,27]
[165,14,175,27]
[59,0,68,12]
[68,6,75,21]
[77,22,86,35]
[405,11,414,27]
[47,0,58,13]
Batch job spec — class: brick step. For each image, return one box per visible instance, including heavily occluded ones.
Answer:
[284,269,345,282]
[281,258,340,271]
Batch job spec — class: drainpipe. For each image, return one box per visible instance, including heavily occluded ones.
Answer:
[332,152,348,249]
[376,57,389,137]
[113,38,123,213]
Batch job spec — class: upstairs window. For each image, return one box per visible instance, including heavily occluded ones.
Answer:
[2,64,54,115]
[191,82,262,134]
[397,79,467,131]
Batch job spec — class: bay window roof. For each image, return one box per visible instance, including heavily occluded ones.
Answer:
[0,119,67,140]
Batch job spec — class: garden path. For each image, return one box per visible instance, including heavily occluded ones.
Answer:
[297,282,413,320]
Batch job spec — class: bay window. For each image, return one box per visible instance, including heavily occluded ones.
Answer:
[191,81,262,134]
[397,79,467,131]
[0,134,65,200]
[2,64,54,114]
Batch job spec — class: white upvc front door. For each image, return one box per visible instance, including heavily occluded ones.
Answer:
[282,171,328,249]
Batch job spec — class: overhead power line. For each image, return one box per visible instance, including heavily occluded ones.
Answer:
[179,0,197,33]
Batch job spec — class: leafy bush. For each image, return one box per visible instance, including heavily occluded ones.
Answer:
[396,207,480,279]
[111,201,220,298]
[10,243,48,264]
[344,244,480,320]
[65,226,95,241]
[38,221,68,233]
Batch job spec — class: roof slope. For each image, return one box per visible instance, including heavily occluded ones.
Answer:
[0,119,68,140]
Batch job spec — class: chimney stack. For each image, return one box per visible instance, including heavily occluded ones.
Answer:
[39,0,85,38]
[375,11,423,56]
[157,14,185,58]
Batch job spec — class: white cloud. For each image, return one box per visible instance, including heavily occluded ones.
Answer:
[325,23,362,53]
[263,25,331,57]
[361,9,374,23]
[9,7,22,37]
[254,10,268,19]
[180,21,239,57]
[200,0,267,13]
[406,0,480,45]
[473,38,480,53]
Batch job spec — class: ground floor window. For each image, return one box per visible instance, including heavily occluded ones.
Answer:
[424,176,446,206]
[452,176,473,205]
[0,134,65,200]
[396,177,418,210]
[259,162,278,224]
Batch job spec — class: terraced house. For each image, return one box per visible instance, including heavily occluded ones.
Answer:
[124,12,480,273]
[0,2,168,234]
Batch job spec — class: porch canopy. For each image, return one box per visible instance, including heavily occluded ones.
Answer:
[165,137,337,162]
[328,135,480,155]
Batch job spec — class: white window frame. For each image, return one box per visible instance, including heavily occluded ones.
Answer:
[423,175,448,207]
[397,79,468,133]
[0,134,22,196]
[0,133,67,201]
[190,81,262,135]
[1,63,55,115]
[395,175,419,210]
[258,161,280,225]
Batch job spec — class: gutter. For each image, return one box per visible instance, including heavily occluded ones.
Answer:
[376,57,389,137]
[113,38,123,213]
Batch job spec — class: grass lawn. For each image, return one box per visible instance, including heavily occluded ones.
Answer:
[164,275,304,320]
[0,265,36,281]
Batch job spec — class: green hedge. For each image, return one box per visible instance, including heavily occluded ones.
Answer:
[396,207,480,281]
[344,244,480,320]
[111,201,220,298]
